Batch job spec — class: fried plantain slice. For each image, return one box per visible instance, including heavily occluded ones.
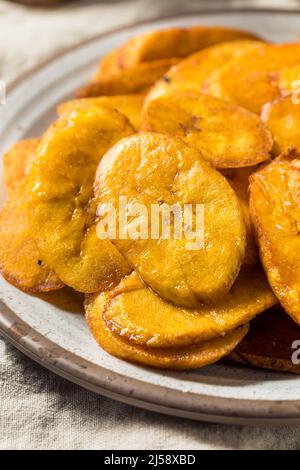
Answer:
[85,292,249,370]
[278,63,300,96]
[250,151,300,325]
[3,138,40,194]
[288,158,300,207]
[95,133,246,308]
[261,95,300,156]
[93,47,122,80]
[146,40,262,104]
[0,181,63,293]
[108,26,260,70]
[202,43,300,114]
[141,91,273,168]
[222,167,259,266]
[228,306,300,374]
[27,106,134,293]
[57,94,145,130]
[77,59,179,98]
[86,267,276,348]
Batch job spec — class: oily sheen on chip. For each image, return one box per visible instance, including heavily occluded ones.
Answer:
[94,133,246,308]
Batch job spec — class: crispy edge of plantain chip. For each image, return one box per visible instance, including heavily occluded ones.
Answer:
[0,180,63,293]
[250,150,300,325]
[86,267,276,348]
[57,94,145,130]
[113,26,261,68]
[76,59,179,98]
[85,290,249,370]
[3,138,40,194]
[222,167,259,266]
[228,306,300,374]
[261,95,300,156]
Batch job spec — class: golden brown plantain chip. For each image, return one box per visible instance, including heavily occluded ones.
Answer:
[76,59,179,98]
[261,95,300,156]
[146,40,262,104]
[141,91,273,168]
[202,43,300,114]
[57,94,145,130]
[86,267,276,348]
[250,150,300,325]
[228,306,300,374]
[95,133,246,308]
[3,138,40,194]
[85,294,249,370]
[27,106,134,293]
[0,181,63,293]
[0,140,63,292]
[222,167,259,266]
[288,158,300,208]
[108,26,260,70]
[93,47,122,80]
[278,63,300,96]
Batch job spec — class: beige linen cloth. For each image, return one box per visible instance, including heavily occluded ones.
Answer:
[1,0,300,450]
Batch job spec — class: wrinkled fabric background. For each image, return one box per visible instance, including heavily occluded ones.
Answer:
[1,0,300,450]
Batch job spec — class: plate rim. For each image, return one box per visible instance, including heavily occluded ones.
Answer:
[6,6,300,93]
[2,297,300,425]
[2,8,300,425]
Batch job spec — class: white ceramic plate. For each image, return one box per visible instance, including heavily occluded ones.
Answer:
[1,9,300,425]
